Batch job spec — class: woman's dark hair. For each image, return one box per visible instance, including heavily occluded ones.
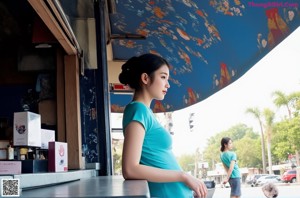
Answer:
[220,137,231,152]
[118,53,169,91]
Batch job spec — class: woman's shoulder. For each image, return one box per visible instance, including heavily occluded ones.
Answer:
[222,151,235,155]
[124,102,150,118]
[227,151,237,158]
[125,101,149,111]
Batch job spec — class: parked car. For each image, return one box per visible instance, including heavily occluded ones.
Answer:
[246,175,253,184]
[255,175,281,186]
[281,169,297,183]
[248,174,269,187]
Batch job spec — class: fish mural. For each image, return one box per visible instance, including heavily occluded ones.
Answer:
[109,0,300,113]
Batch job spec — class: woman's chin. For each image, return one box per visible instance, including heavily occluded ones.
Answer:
[154,95,165,100]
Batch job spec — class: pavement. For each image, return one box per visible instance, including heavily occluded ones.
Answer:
[212,182,300,198]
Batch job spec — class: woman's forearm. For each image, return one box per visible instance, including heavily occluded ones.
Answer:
[226,161,235,179]
[123,163,208,198]
[122,163,187,183]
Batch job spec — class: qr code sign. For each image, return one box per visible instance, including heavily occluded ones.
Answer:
[1,179,20,197]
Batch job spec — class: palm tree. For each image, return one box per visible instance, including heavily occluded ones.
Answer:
[272,90,300,166]
[289,92,300,117]
[263,108,275,174]
[272,91,300,119]
[246,107,267,173]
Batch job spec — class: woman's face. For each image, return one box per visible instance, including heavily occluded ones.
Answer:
[226,140,233,150]
[147,65,170,100]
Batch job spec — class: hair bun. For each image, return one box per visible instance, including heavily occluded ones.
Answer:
[118,53,169,90]
[121,56,139,72]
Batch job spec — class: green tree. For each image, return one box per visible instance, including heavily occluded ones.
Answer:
[272,91,300,119]
[272,122,290,161]
[203,135,223,169]
[293,92,300,116]
[177,154,195,174]
[245,107,267,173]
[203,124,260,169]
[112,139,123,175]
[234,136,261,168]
[287,116,300,167]
[272,118,300,162]
[272,91,300,165]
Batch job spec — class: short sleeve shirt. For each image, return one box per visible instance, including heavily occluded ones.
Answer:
[123,101,193,198]
[220,151,241,178]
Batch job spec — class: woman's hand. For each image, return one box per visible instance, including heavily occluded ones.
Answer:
[223,178,229,184]
[183,173,207,198]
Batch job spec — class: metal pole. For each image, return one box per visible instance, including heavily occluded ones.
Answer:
[94,0,112,176]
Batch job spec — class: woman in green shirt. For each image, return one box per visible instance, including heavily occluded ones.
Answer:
[220,137,241,198]
[119,53,207,198]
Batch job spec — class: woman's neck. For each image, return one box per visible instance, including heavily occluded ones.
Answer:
[133,92,152,107]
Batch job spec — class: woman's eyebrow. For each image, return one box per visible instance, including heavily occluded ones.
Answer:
[160,72,169,75]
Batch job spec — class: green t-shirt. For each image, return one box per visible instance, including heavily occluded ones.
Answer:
[123,101,193,198]
[220,151,241,178]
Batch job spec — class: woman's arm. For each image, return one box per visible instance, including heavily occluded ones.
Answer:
[223,160,235,183]
[122,121,187,182]
[122,121,207,197]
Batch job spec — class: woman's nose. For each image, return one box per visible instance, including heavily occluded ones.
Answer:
[166,81,170,88]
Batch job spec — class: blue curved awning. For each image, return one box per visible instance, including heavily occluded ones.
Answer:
[109,1,300,113]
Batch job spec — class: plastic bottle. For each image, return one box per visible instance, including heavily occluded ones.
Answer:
[7,145,14,160]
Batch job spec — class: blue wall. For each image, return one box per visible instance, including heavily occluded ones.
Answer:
[0,84,37,127]
[80,70,99,163]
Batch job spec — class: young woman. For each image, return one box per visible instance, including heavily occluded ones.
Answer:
[119,53,207,198]
[220,137,241,198]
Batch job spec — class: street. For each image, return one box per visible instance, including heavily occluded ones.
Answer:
[212,183,300,198]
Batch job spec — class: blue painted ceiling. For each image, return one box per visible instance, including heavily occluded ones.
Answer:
[109,0,300,113]
[59,0,300,113]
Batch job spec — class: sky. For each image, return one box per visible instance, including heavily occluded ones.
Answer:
[171,27,300,156]
[110,27,300,156]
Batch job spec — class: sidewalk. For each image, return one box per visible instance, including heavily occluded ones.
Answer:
[243,182,300,188]
[213,183,300,198]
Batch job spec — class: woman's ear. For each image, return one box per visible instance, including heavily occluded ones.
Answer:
[141,73,149,85]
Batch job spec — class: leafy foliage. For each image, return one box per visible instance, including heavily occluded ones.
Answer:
[177,153,195,173]
[202,124,260,169]
[201,88,300,169]
[235,137,261,168]
[272,116,300,160]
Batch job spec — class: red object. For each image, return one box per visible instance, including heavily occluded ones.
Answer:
[32,17,57,43]
[112,84,129,90]
[114,84,125,89]
[48,141,68,172]
[281,169,297,183]
[111,83,133,93]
